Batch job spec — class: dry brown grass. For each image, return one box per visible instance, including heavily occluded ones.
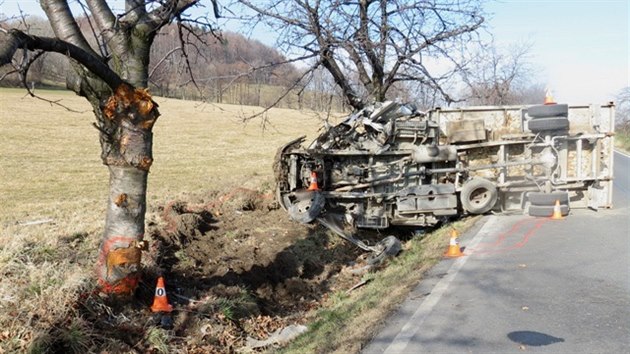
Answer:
[0,88,330,352]
[0,88,330,219]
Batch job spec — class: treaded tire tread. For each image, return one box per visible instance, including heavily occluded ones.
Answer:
[528,191,570,206]
[528,117,570,132]
[528,204,569,217]
[527,104,568,118]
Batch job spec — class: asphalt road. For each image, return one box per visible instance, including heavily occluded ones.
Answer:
[364,151,630,353]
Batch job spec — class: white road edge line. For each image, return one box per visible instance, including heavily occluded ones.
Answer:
[615,150,630,159]
[382,216,499,354]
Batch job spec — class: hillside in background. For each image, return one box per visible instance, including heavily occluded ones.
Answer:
[0,17,346,112]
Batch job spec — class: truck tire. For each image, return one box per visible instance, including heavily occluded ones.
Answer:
[460,178,498,214]
[527,191,569,206]
[528,117,569,132]
[286,191,325,223]
[527,104,568,118]
[367,236,402,265]
[528,204,569,217]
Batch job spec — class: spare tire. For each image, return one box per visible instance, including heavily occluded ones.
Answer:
[528,191,569,206]
[460,178,498,214]
[528,117,570,132]
[528,204,569,217]
[527,104,568,118]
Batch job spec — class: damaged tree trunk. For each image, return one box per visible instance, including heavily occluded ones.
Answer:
[95,84,159,294]
[0,0,212,297]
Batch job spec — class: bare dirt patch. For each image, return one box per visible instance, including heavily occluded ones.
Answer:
[57,187,386,353]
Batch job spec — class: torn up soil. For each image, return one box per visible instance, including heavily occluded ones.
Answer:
[73,187,395,353]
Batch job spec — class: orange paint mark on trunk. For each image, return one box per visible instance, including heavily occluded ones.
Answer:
[97,235,143,295]
[107,245,141,271]
[98,275,139,294]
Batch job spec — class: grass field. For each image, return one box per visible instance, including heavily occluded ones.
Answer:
[0,87,329,221]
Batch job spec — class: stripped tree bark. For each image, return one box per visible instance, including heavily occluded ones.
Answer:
[0,0,217,296]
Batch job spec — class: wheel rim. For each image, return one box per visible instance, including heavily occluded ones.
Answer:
[469,187,490,206]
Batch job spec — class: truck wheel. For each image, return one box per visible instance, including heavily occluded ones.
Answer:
[367,236,402,265]
[286,191,325,224]
[460,178,498,214]
[528,117,570,132]
[528,204,569,217]
[527,191,569,206]
[527,104,568,118]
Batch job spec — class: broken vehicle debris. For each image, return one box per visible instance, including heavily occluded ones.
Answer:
[274,101,615,253]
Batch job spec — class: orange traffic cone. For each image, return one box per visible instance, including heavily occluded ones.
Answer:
[444,229,464,258]
[544,89,556,105]
[551,200,564,220]
[151,276,173,313]
[307,171,319,191]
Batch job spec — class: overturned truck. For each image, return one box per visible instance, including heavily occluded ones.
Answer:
[274,101,615,254]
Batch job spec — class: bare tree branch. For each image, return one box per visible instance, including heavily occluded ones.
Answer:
[148,46,182,79]
[85,0,116,34]
[147,0,200,31]
[77,0,110,58]
[40,0,98,57]
[122,0,147,24]
[237,0,486,109]
[0,29,123,89]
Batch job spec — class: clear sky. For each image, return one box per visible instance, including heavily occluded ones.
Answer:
[1,0,628,104]
[486,0,628,104]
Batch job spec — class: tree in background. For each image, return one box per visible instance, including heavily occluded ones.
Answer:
[236,0,485,110]
[0,0,218,296]
[615,87,629,127]
[462,42,545,105]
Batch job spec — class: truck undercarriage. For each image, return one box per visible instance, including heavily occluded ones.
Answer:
[274,101,615,255]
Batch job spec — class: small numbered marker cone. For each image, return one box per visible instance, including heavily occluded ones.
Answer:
[544,89,556,105]
[551,200,564,220]
[307,171,319,191]
[151,276,173,313]
[444,229,464,258]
